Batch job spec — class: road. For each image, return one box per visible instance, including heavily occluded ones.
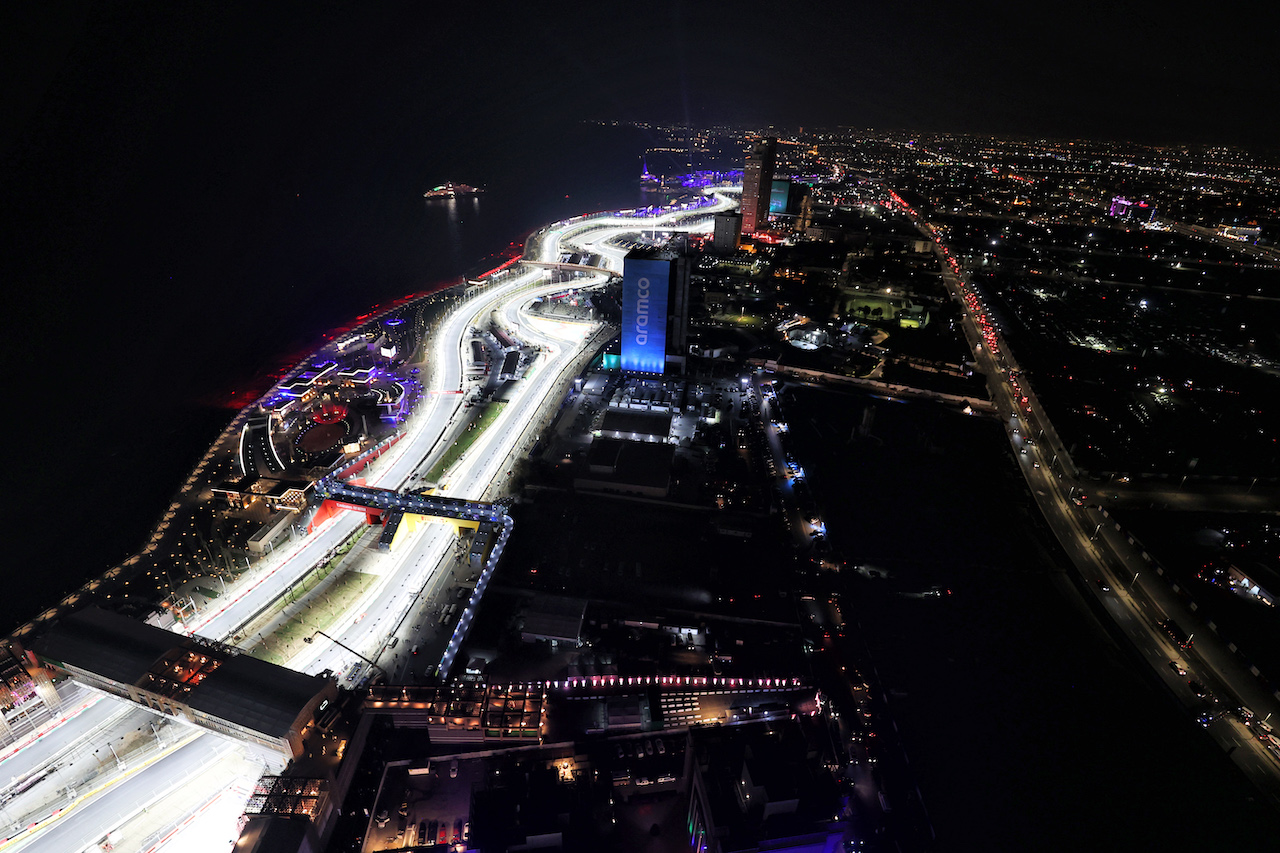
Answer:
[906,201,1280,805]
[11,735,229,853]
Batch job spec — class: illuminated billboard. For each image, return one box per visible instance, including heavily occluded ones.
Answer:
[621,256,670,373]
[769,179,791,214]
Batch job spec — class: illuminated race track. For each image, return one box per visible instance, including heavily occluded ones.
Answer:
[188,191,733,677]
[285,280,599,682]
[0,190,735,851]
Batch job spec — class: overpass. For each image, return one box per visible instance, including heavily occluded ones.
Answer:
[524,259,622,278]
[312,476,514,677]
[30,606,335,760]
[315,478,503,529]
[313,477,508,555]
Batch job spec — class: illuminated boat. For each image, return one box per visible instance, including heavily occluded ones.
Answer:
[423,183,483,198]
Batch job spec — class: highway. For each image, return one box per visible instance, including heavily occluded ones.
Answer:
[906,199,1280,805]
[0,191,729,851]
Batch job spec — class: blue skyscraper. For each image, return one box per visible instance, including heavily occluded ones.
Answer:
[620,249,690,374]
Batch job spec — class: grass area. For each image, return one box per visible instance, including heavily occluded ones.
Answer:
[252,569,380,665]
[236,528,363,653]
[424,401,507,483]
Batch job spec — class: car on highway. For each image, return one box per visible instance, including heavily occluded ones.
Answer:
[1094,578,1110,591]
[1188,680,1214,701]
[1072,495,1089,506]
[1168,661,1188,677]
[450,759,459,778]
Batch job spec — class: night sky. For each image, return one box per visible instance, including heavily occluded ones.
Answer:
[5,2,1278,154]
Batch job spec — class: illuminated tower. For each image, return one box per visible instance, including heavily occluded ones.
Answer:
[620,249,691,375]
[740,137,776,234]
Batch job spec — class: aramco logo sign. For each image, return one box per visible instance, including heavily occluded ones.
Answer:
[634,277,651,345]
[621,259,669,373]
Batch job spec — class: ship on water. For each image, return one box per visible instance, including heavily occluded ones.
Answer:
[423,182,483,198]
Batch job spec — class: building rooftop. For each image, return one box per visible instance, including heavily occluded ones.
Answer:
[578,438,675,494]
[598,409,672,440]
[624,246,678,262]
[191,652,332,739]
[33,606,332,741]
[691,718,842,853]
[33,605,177,686]
[520,596,587,644]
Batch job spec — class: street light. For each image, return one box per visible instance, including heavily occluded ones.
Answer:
[304,630,388,684]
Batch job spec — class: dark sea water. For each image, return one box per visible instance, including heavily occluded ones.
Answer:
[2,6,664,630]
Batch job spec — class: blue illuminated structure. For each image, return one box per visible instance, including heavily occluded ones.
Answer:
[621,254,672,374]
[677,169,743,188]
[769,179,791,214]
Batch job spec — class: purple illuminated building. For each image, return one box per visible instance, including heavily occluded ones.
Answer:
[1109,195,1157,222]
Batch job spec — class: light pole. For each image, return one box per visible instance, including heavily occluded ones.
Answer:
[304,630,388,684]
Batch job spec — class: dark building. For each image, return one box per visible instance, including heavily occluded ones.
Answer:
[740,138,777,235]
[686,719,846,853]
[713,211,743,253]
